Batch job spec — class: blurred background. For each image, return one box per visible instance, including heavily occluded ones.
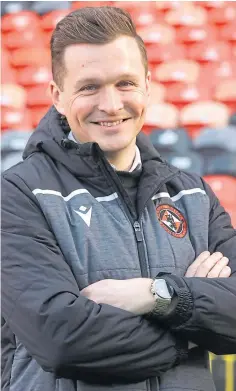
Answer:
[1,1,236,389]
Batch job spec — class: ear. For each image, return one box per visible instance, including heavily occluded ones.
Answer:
[49,80,65,115]
[146,71,151,104]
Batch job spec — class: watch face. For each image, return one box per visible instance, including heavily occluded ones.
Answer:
[154,279,173,299]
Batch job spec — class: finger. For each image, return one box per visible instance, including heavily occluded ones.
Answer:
[194,252,224,277]
[207,257,229,278]
[185,251,210,277]
[219,266,231,278]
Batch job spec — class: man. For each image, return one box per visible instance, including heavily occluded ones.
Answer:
[1,6,236,391]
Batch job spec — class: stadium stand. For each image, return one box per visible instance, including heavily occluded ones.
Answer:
[1,2,236,389]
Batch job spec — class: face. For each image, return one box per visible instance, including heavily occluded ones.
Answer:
[50,36,151,160]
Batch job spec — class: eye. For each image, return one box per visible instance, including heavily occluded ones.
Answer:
[117,80,136,88]
[80,84,98,92]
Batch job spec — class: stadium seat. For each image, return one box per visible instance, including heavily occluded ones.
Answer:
[17,66,52,87]
[0,1,35,16]
[32,1,71,15]
[26,85,51,107]
[144,103,179,132]
[188,41,231,64]
[149,128,192,154]
[220,22,236,44]
[162,151,204,176]
[208,4,236,26]
[155,1,194,14]
[229,112,236,126]
[1,84,27,109]
[147,43,186,65]
[199,1,226,10]
[1,65,17,84]
[177,25,218,46]
[41,10,71,31]
[193,126,236,164]
[214,78,236,113]
[4,29,45,50]
[166,83,211,110]
[130,7,161,28]
[137,24,176,45]
[10,48,51,68]
[1,108,33,131]
[154,59,200,85]
[180,101,229,138]
[165,5,207,28]
[149,82,166,105]
[203,175,236,208]
[30,107,50,128]
[205,152,236,177]
[1,10,41,32]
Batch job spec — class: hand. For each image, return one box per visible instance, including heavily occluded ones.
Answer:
[81,278,155,315]
[185,251,231,278]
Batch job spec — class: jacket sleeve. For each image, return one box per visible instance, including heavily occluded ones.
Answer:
[150,178,236,355]
[1,173,187,383]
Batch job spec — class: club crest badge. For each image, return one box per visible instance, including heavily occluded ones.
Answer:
[156,204,187,238]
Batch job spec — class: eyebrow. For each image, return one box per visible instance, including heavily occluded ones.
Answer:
[73,73,140,91]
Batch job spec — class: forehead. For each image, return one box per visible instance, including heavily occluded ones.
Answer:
[63,36,145,81]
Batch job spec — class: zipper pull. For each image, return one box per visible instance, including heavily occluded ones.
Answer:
[133,221,143,242]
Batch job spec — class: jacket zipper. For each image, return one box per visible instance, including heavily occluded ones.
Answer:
[97,152,177,391]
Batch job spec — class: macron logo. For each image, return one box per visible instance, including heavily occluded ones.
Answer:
[74,206,92,227]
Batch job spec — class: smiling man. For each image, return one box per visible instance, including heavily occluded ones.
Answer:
[2,6,236,391]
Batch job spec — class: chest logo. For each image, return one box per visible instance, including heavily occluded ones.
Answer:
[74,206,92,227]
[156,204,187,238]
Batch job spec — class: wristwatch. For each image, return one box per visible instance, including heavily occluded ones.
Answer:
[150,277,175,317]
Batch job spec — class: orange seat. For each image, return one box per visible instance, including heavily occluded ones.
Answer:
[188,41,231,64]
[148,82,166,105]
[27,85,51,107]
[147,43,186,65]
[165,5,207,28]
[214,78,236,113]
[130,7,161,28]
[137,24,175,45]
[177,25,218,45]
[155,1,194,13]
[4,29,45,50]
[198,1,226,10]
[180,101,229,138]
[220,22,236,43]
[1,84,27,109]
[203,175,236,208]
[30,107,50,128]
[199,61,236,89]
[41,10,71,31]
[10,48,51,68]
[1,11,41,33]
[144,103,179,133]
[208,4,236,26]
[17,66,52,87]
[154,59,200,85]
[1,107,32,131]
[166,83,211,110]
[1,66,17,84]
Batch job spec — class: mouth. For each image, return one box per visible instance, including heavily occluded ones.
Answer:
[91,118,130,127]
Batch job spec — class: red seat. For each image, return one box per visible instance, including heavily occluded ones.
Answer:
[214,78,236,113]
[137,24,176,45]
[165,5,207,28]
[166,83,211,110]
[27,85,51,107]
[147,43,186,65]
[220,22,236,44]
[41,10,71,31]
[4,29,45,50]
[30,107,50,128]
[149,82,166,105]
[208,4,236,26]
[1,107,32,131]
[155,1,194,14]
[130,7,161,28]
[1,11,41,33]
[1,84,27,109]
[203,175,236,208]
[10,48,51,68]
[154,59,200,86]
[188,41,231,64]
[144,103,179,133]
[17,66,52,87]
[199,1,226,10]
[177,25,218,45]
[180,101,229,138]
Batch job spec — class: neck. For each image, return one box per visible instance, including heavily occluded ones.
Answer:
[105,143,136,172]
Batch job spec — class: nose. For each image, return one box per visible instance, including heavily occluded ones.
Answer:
[98,86,124,114]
